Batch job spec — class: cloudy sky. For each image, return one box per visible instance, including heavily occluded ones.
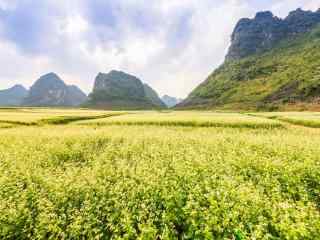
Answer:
[0,0,318,98]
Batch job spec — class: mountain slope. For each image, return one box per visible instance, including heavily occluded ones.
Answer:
[87,70,164,109]
[143,84,166,108]
[23,73,87,107]
[180,9,320,111]
[0,84,28,106]
[65,85,88,107]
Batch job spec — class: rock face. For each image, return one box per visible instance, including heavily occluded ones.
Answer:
[65,85,89,107]
[180,8,320,110]
[88,70,164,109]
[23,73,87,107]
[0,84,28,106]
[226,9,320,60]
[161,95,183,108]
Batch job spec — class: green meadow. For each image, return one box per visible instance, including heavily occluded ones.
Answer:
[1,108,320,239]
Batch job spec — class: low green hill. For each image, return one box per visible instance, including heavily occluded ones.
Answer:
[180,25,320,111]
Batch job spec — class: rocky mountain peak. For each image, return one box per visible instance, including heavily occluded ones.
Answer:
[108,70,129,76]
[93,70,144,94]
[287,8,308,18]
[41,72,59,78]
[23,72,87,107]
[226,9,320,60]
[254,11,274,20]
[11,84,27,92]
[89,70,165,109]
[162,95,183,108]
[38,72,62,82]
[32,72,66,90]
[0,84,28,106]
[285,8,320,35]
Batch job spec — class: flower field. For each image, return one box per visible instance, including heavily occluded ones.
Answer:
[1,109,320,239]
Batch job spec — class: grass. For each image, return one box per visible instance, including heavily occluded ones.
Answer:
[0,108,125,125]
[39,113,126,125]
[76,111,284,129]
[0,108,320,239]
[0,122,15,128]
[251,112,320,128]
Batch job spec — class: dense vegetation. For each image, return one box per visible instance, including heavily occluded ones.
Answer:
[1,109,320,239]
[181,25,320,110]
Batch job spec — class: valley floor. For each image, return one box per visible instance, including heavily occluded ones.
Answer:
[1,108,320,239]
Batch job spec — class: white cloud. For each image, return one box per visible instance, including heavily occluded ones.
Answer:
[271,0,319,17]
[135,0,254,97]
[0,0,318,98]
[0,40,51,87]
[64,15,89,35]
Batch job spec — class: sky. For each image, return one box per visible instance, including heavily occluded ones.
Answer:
[0,0,318,98]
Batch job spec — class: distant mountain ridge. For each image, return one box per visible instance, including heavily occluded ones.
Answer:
[161,95,183,108]
[179,8,320,111]
[0,84,28,106]
[87,70,165,109]
[1,71,164,109]
[23,73,87,107]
